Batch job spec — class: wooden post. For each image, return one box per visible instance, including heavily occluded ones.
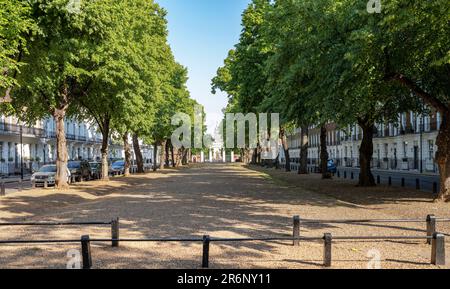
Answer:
[44,180,48,189]
[293,216,300,246]
[323,233,332,267]
[426,215,437,245]
[431,233,445,266]
[202,235,210,268]
[111,217,120,247]
[18,179,22,192]
[32,181,36,189]
[81,235,92,269]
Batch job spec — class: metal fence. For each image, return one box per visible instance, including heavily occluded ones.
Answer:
[0,218,119,247]
[0,215,448,269]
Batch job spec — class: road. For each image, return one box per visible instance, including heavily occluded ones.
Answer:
[285,163,439,193]
[335,167,439,193]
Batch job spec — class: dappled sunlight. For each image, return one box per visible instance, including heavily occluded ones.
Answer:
[0,163,449,268]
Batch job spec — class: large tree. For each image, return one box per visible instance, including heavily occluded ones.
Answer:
[149,63,197,171]
[379,0,450,200]
[76,0,170,179]
[264,0,420,186]
[0,0,34,102]
[7,1,96,188]
[212,0,273,163]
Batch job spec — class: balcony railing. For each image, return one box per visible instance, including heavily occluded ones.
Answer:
[66,133,76,140]
[0,123,45,138]
[46,131,101,143]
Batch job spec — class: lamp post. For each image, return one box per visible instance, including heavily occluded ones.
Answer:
[419,103,425,174]
[18,108,28,181]
[20,124,23,181]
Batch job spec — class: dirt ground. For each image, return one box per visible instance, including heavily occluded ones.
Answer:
[0,163,448,269]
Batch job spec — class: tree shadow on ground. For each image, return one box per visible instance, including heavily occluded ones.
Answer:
[0,163,448,268]
[249,165,437,206]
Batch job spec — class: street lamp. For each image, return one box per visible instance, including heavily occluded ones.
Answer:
[19,107,28,181]
[20,124,23,181]
[419,104,425,174]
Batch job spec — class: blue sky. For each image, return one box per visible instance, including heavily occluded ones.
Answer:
[157,0,251,134]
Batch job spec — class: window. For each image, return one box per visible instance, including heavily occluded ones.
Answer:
[428,140,434,159]
[424,116,431,132]
[401,113,406,130]
[437,112,441,130]
[8,142,13,160]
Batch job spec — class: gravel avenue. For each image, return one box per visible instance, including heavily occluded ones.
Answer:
[0,163,448,269]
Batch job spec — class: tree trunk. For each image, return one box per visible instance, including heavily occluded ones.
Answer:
[53,109,69,189]
[274,153,280,169]
[436,111,450,202]
[100,118,110,181]
[170,141,175,167]
[165,140,170,167]
[181,147,188,165]
[280,127,291,172]
[320,125,332,179]
[358,121,376,187]
[123,132,131,177]
[176,148,183,166]
[160,140,167,170]
[252,148,257,164]
[132,133,144,173]
[257,144,261,164]
[153,142,158,171]
[298,125,309,174]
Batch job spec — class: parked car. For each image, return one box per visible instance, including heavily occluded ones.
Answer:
[110,160,125,175]
[68,160,91,181]
[89,162,101,179]
[31,165,71,187]
[327,159,337,174]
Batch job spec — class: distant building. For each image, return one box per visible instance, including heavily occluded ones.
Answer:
[0,115,153,175]
[281,110,441,174]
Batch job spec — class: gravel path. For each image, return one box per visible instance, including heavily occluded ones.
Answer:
[0,163,448,269]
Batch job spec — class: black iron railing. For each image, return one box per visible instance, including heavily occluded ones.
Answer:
[0,215,448,269]
[0,123,45,138]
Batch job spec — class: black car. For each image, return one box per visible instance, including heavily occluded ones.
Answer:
[89,162,101,179]
[68,160,91,181]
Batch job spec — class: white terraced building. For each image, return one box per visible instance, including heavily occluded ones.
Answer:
[282,110,442,174]
[0,115,153,176]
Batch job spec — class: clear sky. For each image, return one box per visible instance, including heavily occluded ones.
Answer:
[157,0,251,134]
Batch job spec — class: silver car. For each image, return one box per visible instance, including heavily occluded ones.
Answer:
[31,165,71,187]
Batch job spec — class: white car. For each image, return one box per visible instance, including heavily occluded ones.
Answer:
[31,165,72,187]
